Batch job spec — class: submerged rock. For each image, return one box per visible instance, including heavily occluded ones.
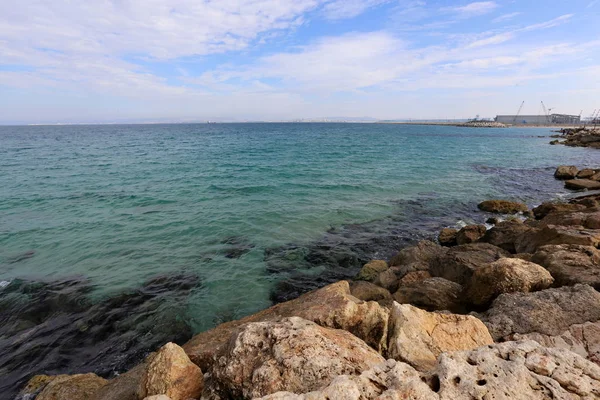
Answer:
[429,243,509,285]
[477,199,528,214]
[393,278,464,313]
[531,244,600,289]
[555,165,579,180]
[387,303,493,371]
[465,258,554,307]
[477,284,600,340]
[206,317,385,399]
[258,341,600,399]
[183,281,389,371]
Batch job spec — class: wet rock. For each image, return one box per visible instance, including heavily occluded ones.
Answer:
[438,228,458,247]
[485,217,500,225]
[207,317,385,399]
[139,343,203,400]
[508,321,600,366]
[578,169,596,179]
[532,201,587,219]
[477,200,528,214]
[566,179,600,191]
[555,165,579,180]
[514,224,600,254]
[393,278,464,313]
[183,281,389,371]
[355,260,388,281]
[465,258,554,307]
[478,219,533,253]
[349,281,392,303]
[455,224,486,245]
[221,236,255,259]
[476,284,600,340]
[398,271,432,286]
[389,240,447,279]
[18,375,58,399]
[387,303,493,371]
[429,243,509,285]
[34,373,107,400]
[260,341,600,399]
[531,244,600,289]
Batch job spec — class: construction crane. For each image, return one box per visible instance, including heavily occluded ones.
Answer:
[541,101,551,124]
[513,101,524,124]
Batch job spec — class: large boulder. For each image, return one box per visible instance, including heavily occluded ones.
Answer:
[565,179,600,191]
[555,165,579,180]
[479,219,533,253]
[455,224,486,245]
[508,321,600,366]
[514,224,600,254]
[258,341,600,399]
[182,281,389,370]
[387,303,493,371]
[429,243,510,285]
[536,210,600,229]
[34,374,107,400]
[389,240,447,278]
[393,278,464,313]
[207,317,385,399]
[139,343,203,400]
[531,244,600,289]
[476,284,600,340]
[465,258,554,306]
[349,281,392,303]
[578,168,596,179]
[373,269,399,293]
[477,200,528,214]
[92,343,202,400]
[398,271,432,286]
[532,202,586,219]
[355,260,388,281]
[438,228,458,247]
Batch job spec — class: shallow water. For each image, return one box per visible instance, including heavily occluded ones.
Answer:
[1,123,599,395]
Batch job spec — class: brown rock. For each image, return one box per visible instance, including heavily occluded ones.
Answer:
[465,258,554,306]
[555,165,579,180]
[578,168,596,179]
[531,244,600,289]
[393,277,464,313]
[477,199,528,214]
[207,317,385,399]
[349,280,392,302]
[389,240,447,278]
[139,343,203,400]
[532,201,586,219]
[479,219,532,253]
[373,268,398,292]
[19,375,57,398]
[36,373,107,400]
[92,364,146,400]
[387,303,493,371]
[182,281,389,370]
[398,271,432,286]
[438,228,458,247]
[476,284,600,340]
[514,224,600,254]
[455,224,486,245]
[429,243,510,285]
[565,179,600,190]
[355,260,388,281]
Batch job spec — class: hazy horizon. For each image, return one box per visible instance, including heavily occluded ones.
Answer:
[1,0,599,125]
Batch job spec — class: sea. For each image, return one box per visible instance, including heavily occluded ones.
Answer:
[1,123,599,396]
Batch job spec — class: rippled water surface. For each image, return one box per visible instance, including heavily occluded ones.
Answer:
[1,123,599,395]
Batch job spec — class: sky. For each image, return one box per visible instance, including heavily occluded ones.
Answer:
[1,0,599,124]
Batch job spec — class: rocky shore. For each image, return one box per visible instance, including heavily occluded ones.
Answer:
[456,121,508,128]
[550,127,600,148]
[16,166,600,399]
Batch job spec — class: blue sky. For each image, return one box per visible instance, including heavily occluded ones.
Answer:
[0,0,599,123]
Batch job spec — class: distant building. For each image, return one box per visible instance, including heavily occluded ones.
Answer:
[495,114,580,125]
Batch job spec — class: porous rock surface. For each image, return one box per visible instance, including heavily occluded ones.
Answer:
[387,303,493,371]
[258,341,600,399]
[205,317,385,399]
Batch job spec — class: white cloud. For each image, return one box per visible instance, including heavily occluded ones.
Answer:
[520,14,574,32]
[445,1,499,17]
[492,12,522,23]
[322,0,392,20]
[467,33,515,48]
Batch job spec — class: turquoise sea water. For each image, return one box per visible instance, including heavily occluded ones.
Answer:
[1,123,599,394]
